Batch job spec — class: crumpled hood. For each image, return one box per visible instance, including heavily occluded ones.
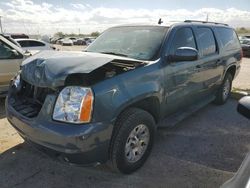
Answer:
[21,50,143,88]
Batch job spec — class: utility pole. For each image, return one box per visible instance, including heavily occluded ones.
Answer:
[0,16,3,34]
[206,13,209,22]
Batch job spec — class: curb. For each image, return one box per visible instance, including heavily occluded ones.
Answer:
[231,91,249,100]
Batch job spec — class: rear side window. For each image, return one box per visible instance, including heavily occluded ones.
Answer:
[170,27,196,54]
[17,40,29,47]
[196,28,217,56]
[216,28,240,51]
[29,41,45,47]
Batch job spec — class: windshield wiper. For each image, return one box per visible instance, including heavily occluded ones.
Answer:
[99,51,128,57]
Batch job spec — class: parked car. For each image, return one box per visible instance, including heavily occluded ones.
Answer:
[15,39,55,54]
[50,37,63,44]
[85,37,95,45]
[239,35,250,40]
[0,35,30,96]
[221,96,250,188]
[62,38,73,46]
[1,34,21,47]
[6,21,242,174]
[5,33,29,39]
[75,38,87,45]
[240,39,250,57]
[69,37,78,45]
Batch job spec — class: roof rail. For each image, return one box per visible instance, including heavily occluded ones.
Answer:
[184,20,228,26]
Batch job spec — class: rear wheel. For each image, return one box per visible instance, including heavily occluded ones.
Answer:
[110,108,156,174]
[214,73,233,105]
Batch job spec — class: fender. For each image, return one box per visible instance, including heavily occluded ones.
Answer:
[92,61,164,123]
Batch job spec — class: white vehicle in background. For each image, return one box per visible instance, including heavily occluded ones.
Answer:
[0,35,30,96]
[68,37,78,45]
[85,37,96,45]
[15,39,55,54]
[62,38,73,46]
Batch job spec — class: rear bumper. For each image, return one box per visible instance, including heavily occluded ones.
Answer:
[6,95,114,165]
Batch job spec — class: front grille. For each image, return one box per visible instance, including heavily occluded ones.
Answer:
[11,80,55,118]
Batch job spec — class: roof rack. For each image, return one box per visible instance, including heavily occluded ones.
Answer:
[184,20,228,26]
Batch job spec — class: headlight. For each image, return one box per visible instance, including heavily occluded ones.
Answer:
[12,71,22,91]
[13,74,20,88]
[53,86,94,124]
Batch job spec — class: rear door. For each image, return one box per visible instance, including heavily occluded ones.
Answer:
[193,26,223,94]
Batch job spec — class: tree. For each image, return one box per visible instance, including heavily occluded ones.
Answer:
[90,31,100,37]
[54,32,64,38]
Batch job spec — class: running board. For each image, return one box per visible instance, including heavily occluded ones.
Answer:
[158,95,215,128]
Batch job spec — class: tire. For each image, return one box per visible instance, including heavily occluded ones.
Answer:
[110,108,156,174]
[214,73,233,105]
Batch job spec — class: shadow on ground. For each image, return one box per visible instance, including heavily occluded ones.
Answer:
[0,99,249,188]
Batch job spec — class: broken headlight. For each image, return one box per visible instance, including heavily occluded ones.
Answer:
[53,86,94,124]
[12,71,22,92]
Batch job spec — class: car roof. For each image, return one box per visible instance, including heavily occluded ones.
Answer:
[111,20,232,30]
[15,38,45,42]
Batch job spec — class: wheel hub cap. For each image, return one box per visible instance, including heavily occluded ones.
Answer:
[223,79,230,100]
[125,124,150,163]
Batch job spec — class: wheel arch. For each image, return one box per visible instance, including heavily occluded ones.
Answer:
[225,65,237,80]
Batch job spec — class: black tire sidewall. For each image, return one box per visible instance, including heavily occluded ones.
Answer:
[221,73,232,102]
[215,73,233,105]
[111,108,155,174]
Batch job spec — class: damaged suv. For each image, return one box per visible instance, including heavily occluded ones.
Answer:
[6,21,242,174]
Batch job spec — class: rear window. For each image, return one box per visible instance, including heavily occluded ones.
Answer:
[17,40,29,47]
[216,28,240,51]
[196,27,217,56]
[29,41,45,47]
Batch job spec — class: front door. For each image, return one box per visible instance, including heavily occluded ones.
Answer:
[162,27,205,116]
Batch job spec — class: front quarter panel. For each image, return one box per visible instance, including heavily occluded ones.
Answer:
[92,61,164,123]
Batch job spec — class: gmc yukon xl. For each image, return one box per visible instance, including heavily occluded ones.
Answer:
[6,21,242,174]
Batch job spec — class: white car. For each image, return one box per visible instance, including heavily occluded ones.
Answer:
[0,35,30,96]
[62,38,73,46]
[15,39,55,54]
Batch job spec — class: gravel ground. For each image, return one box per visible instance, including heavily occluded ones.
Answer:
[233,57,250,90]
[0,48,249,188]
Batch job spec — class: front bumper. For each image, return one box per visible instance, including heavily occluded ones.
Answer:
[6,94,114,165]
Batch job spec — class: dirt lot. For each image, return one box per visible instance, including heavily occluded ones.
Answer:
[0,48,250,187]
[233,57,250,90]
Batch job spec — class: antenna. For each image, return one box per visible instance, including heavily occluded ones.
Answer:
[158,18,163,25]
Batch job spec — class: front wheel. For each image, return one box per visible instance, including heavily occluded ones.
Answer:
[214,73,233,105]
[110,108,156,174]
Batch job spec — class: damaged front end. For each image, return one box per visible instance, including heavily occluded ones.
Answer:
[8,51,146,120]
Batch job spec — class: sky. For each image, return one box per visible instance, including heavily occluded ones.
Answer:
[1,0,250,35]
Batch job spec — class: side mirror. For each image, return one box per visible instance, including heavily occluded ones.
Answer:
[24,50,32,56]
[167,47,198,62]
[237,96,250,119]
[11,49,19,56]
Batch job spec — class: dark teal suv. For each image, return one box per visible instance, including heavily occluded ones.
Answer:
[6,20,242,174]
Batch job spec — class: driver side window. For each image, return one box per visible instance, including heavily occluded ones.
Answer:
[170,27,197,55]
[0,40,14,59]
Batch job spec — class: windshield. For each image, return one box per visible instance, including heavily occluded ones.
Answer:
[86,26,168,60]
